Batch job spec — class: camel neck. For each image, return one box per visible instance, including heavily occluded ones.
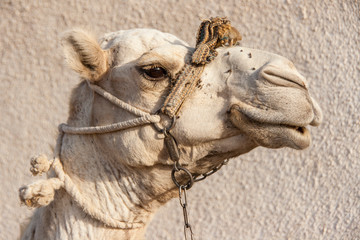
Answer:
[22,191,148,240]
[59,133,158,226]
[21,134,162,240]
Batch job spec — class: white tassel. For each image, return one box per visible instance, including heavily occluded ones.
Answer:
[19,178,64,208]
[30,154,51,176]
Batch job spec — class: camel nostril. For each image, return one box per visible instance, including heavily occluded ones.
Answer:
[260,65,307,89]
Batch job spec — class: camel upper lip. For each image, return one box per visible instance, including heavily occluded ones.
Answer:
[230,104,312,128]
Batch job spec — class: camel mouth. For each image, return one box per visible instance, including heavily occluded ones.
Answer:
[229,104,311,149]
[280,124,310,146]
[284,125,307,134]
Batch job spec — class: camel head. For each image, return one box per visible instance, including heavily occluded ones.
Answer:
[20,25,323,240]
[62,28,322,176]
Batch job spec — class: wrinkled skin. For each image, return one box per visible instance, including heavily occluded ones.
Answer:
[21,29,322,240]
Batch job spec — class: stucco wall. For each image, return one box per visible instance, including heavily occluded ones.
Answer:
[1,0,359,239]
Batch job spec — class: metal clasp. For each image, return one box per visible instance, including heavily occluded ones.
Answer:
[164,131,180,162]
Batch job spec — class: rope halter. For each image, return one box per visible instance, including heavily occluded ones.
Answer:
[19,17,241,230]
[61,83,161,135]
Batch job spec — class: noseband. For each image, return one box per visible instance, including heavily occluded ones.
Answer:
[23,17,241,231]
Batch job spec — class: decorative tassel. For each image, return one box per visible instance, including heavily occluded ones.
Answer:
[19,178,64,207]
[30,154,51,176]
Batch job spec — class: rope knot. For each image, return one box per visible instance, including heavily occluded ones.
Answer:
[30,154,52,176]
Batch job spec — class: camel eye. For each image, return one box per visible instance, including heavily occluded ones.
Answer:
[141,66,168,81]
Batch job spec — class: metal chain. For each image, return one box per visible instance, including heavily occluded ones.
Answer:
[179,186,194,240]
[193,158,229,182]
[159,123,229,240]
[171,157,229,240]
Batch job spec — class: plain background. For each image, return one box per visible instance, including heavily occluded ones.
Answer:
[1,1,359,239]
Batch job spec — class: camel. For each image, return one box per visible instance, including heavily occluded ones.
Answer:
[19,20,322,240]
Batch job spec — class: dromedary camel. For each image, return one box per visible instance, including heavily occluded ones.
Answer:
[19,18,322,240]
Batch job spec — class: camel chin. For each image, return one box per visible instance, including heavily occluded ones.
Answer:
[229,104,312,150]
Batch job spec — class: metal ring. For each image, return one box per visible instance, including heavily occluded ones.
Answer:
[171,166,194,190]
[153,111,176,133]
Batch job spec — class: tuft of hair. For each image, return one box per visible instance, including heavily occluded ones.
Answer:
[62,29,109,81]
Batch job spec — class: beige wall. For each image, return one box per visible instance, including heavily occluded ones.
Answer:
[1,1,359,239]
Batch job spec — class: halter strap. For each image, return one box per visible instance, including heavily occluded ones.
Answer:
[61,83,161,135]
[90,84,153,118]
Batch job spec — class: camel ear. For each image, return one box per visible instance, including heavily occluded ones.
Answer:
[62,29,109,81]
